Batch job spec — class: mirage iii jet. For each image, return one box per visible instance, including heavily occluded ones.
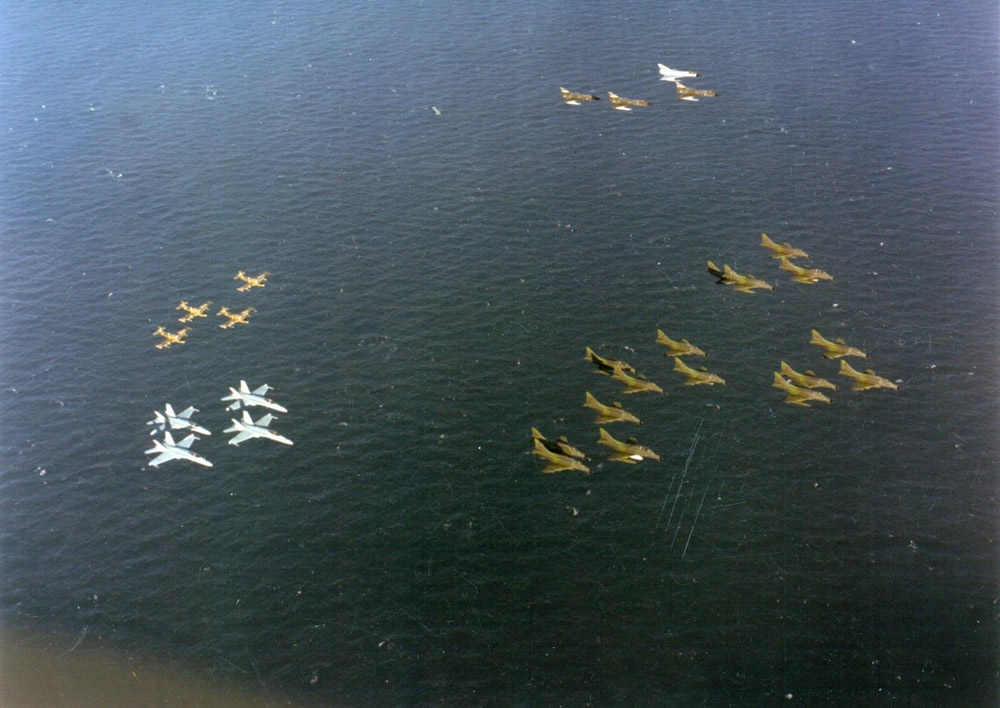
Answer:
[224,410,294,446]
[146,404,211,436]
[221,380,288,413]
[145,431,213,468]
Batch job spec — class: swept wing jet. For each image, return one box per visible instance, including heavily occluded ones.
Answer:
[760,233,809,260]
[655,330,706,358]
[779,361,837,390]
[838,360,899,391]
[145,431,212,468]
[673,358,726,386]
[612,364,663,394]
[531,428,586,460]
[597,428,660,464]
[560,87,601,105]
[585,347,637,376]
[706,261,773,293]
[146,404,211,436]
[224,410,294,446]
[810,330,868,359]
[584,391,642,425]
[532,438,590,475]
[222,380,288,413]
[779,257,833,284]
[772,372,832,407]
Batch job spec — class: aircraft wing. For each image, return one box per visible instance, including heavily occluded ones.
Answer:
[176,434,198,449]
[177,406,197,419]
[252,384,271,395]
[146,451,176,467]
[255,414,275,428]
[228,431,256,446]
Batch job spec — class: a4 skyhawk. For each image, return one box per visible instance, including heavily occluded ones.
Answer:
[612,364,663,394]
[531,429,589,475]
[706,261,773,293]
[673,357,726,386]
[176,300,213,322]
[760,233,809,260]
[584,391,642,425]
[222,380,288,413]
[585,346,637,376]
[531,427,587,460]
[772,372,832,407]
[838,360,899,391]
[655,329,707,358]
[146,404,211,436]
[152,326,190,349]
[810,330,868,359]
[224,410,294,446]
[597,428,660,464]
[779,257,834,284]
[234,270,269,292]
[559,87,601,105]
[217,306,255,329]
[608,92,650,111]
[779,361,837,390]
[145,431,213,468]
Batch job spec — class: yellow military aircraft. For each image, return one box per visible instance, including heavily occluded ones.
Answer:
[772,372,832,407]
[234,270,269,292]
[585,346,637,376]
[560,87,601,105]
[176,300,213,322]
[673,81,718,102]
[760,233,809,260]
[152,326,190,349]
[779,361,837,390]
[673,358,726,386]
[810,330,868,359]
[597,428,660,464]
[584,391,642,425]
[838,360,899,391]
[608,91,650,111]
[612,364,663,394]
[779,257,834,284]
[655,329,707,358]
[217,306,256,329]
[533,438,591,475]
[531,427,587,460]
[706,261,773,293]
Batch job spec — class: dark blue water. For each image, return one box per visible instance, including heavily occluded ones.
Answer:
[2,2,997,705]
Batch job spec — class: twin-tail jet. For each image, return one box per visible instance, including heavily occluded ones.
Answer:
[176,300,213,322]
[217,306,255,329]
[772,372,832,407]
[673,357,726,386]
[612,365,663,394]
[597,428,660,464]
[838,360,899,391]
[234,270,269,292]
[673,81,718,102]
[146,404,211,436]
[145,431,213,468]
[585,347,637,376]
[153,326,190,349]
[559,87,601,105]
[810,330,868,359]
[531,427,587,460]
[655,330,706,358]
[608,92,650,111]
[779,257,834,284]
[778,362,837,390]
[221,380,288,413]
[584,391,642,425]
[760,233,809,260]
[224,410,294,446]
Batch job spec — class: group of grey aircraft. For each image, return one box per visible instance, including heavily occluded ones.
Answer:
[144,380,292,468]
[151,270,269,350]
[558,63,719,111]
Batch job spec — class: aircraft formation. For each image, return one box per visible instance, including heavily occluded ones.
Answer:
[150,270,270,349]
[533,226,899,475]
[558,63,719,111]
[144,380,292,468]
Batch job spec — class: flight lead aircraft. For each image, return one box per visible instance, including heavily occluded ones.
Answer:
[146,404,211,436]
[221,380,288,413]
[145,431,213,468]
[224,410,294,446]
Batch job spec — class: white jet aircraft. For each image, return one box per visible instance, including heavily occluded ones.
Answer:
[221,380,288,413]
[657,63,701,82]
[145,432,213,468]
[224,410,294,447]
[146,404,211,436]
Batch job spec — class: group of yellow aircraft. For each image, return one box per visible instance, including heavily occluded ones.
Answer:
[558,63,720,112]
[706,233,837,295]
[151,271,269,349]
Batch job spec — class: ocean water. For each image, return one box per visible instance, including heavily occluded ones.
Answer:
[1,1,997,705]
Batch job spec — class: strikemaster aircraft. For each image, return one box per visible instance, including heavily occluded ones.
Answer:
[234,270,269,292]
[146,404,211,436]
[221,380,288,413]
[145,431,213,468]
[224,410,294,446]
[217,306,255,329]
[176,300,213,322]
[152,326,190,349]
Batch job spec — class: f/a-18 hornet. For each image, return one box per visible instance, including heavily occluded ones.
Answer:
[217,306,255,329]
[146,404,211,436]
[145,431,213,468]
[224,410,294,446]
[176,300,213,322]
[234,270,269,292]
[152,326,190,349]
[222,380,288,413]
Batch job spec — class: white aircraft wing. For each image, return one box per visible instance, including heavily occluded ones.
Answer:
[177,406,198,419]
[255,413,275,427]
[228,431,256,446]
[252,384,271,395]
[146,451,175,467]
[176,434,198,449]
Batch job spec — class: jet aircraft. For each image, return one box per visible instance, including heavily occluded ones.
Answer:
[779,257,833,284]
[584,391,642,425]
[145,431,213,468]
[234,270,269,291]
[706,261,773,293]
[217,306,255,329]
[810,330,868,359]
[673,358,726,386]
[597,428,660,464]
[224,410,294,446]
[838,360,899,391]
[760,233,809,260]
[146,404,211,436]
[608,92,650,111]
[222,380,288,413]
[560,87,601,105]
[655,330,706,358]
[153,326,190,349]
[176,300,213,322]
[779,361,837,390]
[612,365,663,394]
[585,347,637,376]
[532,438,590,475]
[531,428,587,460]
[657,64,701,82]
[673,81,718,102]
[772,372,832,407]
